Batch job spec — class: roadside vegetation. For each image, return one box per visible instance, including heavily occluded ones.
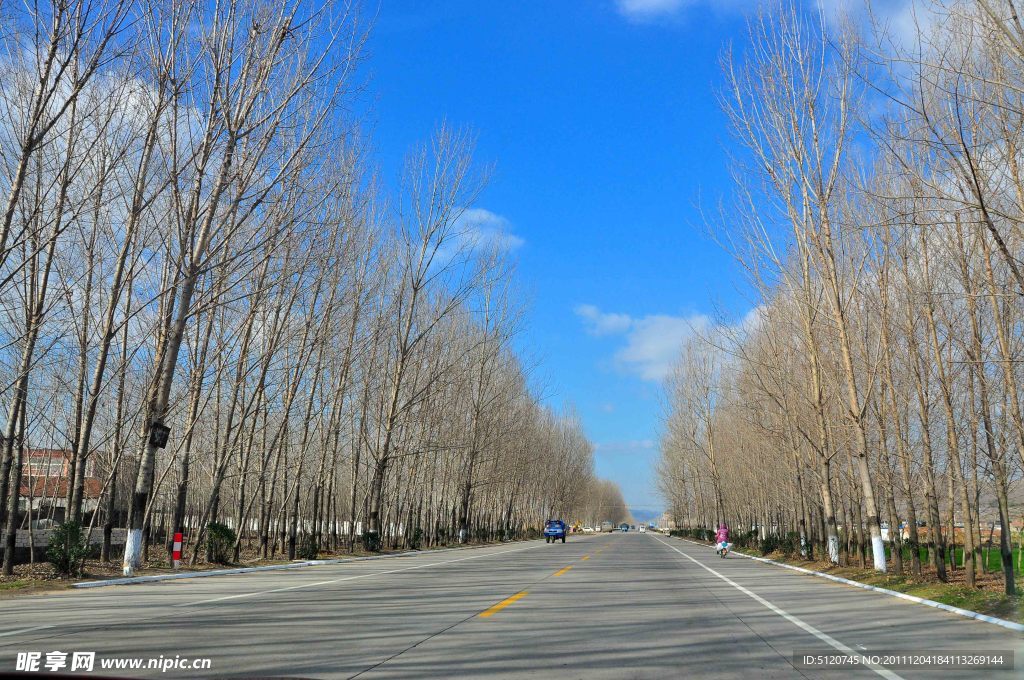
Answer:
[0,523,550,594]
[0,0,623,580]
[658,0,1024,605]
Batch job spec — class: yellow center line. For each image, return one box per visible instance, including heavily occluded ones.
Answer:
[581,555,590,561]
[553,565,573,577]
[479,591,528,618]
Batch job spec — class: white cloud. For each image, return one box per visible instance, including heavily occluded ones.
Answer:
[454,208,524,252]
[575,304,633,336]
[574,304,708,381]
[816,0,930,46]
[616,313,709,381]
[576,304,765,381]
[595,439,656,452]
[615,0,692,21]
[614,0,922,41]
[614,0,759,22]
[739,304,765,333]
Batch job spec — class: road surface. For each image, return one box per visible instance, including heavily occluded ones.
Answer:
[2,533,1019,679]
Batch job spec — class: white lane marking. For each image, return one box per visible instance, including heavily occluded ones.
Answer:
[176,543,543,607]
[677,537,1024,634]
[652,536,904,680]
[0,625,54,638]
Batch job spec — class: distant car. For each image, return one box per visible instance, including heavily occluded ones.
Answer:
[582,526,594,533]
[544,519,567,543]
[619,523,629,532]
[639,525,646,533]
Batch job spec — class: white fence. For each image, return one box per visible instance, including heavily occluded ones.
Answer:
[15,528,126,548]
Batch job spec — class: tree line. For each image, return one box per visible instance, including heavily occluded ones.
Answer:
[658,0,1024,596]
[0,0,614,576]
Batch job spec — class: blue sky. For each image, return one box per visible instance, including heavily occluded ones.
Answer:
[360,1,762,514]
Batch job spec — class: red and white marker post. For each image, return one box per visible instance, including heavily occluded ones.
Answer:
[172,533,182,569]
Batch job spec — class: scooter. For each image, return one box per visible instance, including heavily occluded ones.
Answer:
[716,541,730,558]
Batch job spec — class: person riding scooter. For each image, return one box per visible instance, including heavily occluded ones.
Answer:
[714,522,730,557]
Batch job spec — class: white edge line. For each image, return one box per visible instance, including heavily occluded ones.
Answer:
[72,539,544,589]
[674,536,1024,634]
[0,625,54,638]
[653,535,903,680]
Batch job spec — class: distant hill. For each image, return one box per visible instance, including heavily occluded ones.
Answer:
[629,508,660,524]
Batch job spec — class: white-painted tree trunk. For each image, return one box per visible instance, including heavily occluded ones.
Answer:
[122,529,143,576]
[827,535,839,564]
[871,535,887,572]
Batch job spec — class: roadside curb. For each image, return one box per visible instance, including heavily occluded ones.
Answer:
[73,539,537,589]
[672,536,1024,634]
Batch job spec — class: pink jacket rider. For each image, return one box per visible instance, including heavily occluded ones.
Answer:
[715,524,729,544]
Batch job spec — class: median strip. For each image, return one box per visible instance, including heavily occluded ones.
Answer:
[479,591,527,618]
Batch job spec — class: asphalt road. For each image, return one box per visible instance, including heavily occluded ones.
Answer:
[1,533,1020,679]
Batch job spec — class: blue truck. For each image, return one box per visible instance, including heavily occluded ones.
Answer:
[543,519,567,543]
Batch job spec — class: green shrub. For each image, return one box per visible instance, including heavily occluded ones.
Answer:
[296,535,319,560]
[361,530,381,552]
[205,522,236,564]
[47,521,93,577]
[755,532,802,556]
[670,527,716,542]
[758,534,780,555]
[736,530,758,548]
[408,528,424,550]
